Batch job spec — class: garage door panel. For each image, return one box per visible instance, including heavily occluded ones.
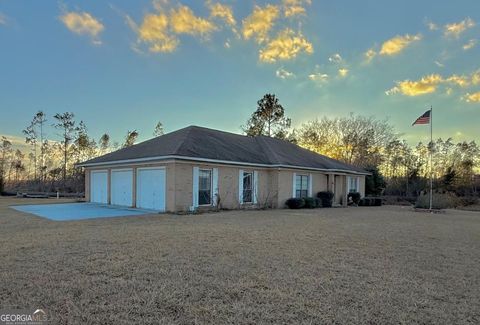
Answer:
[111,170,133,207]
[136,168,165,211]
[90,171,108,204]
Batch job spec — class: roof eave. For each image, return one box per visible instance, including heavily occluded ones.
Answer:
[77,155,370,175]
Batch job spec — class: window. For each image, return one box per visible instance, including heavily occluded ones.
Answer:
[349,177,358,193]
[243,172,253,203]
[198,169,212,205]
[295,175,309,198]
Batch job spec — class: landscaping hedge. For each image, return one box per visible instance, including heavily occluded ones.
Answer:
[317,191,334,207]
[285,198,305,209]
[359,197,382,206]
[348,192,361,205]
[304,197,316,209]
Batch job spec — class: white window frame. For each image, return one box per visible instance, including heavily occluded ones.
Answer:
[239,170,259,204]
[347,176,359,193]
[295,174,309,198]
[198,168,213,206]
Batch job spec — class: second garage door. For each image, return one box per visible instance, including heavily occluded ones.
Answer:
[111,169,133,207]
[136,168,166,211]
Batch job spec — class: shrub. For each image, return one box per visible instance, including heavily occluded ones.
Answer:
[459,195,479,207]
[415,193,459,209]
[347,192,361,205]
[314,198,322,208]
[304,197,316,209]
[285,198,305,209]
[317,191,334,207]
[359,197,382,207]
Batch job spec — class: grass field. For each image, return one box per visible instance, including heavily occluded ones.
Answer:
[1,197,479,324]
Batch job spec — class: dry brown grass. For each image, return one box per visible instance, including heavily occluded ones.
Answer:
[1,197,479,324]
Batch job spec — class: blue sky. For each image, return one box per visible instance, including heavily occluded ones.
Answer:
[0,0,479,148]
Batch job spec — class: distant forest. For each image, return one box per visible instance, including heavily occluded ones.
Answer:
[1,94,479,199]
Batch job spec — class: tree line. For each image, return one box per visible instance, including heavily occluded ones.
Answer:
[1,94,478,197]
[0,111,164,194]
[242,94,479,196]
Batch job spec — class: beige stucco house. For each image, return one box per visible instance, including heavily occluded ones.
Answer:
[79,126,368,212]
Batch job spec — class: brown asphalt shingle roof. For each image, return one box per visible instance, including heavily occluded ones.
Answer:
[80,126,367,174]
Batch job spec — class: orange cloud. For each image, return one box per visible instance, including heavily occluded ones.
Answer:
[444,18,475,38]
[259,28,313,63]
[242,4,279,44]
[60,11,104,44]
[379,34,422,56]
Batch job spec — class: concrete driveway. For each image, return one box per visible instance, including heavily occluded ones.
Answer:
[10,202,153,221]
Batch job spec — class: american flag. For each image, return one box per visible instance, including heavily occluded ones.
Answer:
[412,110,431,125]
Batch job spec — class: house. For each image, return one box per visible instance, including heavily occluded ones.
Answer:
[78,126,368,212]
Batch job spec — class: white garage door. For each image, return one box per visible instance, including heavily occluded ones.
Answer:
[111,169,133,207]
[90,170,108,204]
[136,168,166,211]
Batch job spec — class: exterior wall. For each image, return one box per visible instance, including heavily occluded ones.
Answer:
[84,160,366,212]
[173,161,274,211]
[311,173,328,196]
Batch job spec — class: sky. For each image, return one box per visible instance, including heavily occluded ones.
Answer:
[0,0,479,149]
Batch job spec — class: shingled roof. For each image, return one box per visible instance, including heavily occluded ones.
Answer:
[79,126,368,174]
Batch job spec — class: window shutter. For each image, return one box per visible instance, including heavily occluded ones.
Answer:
[238,169,244,204]
[212,168,219,206]
[308,173,313,197]
[292,172,297,198]
[192,167,199,208]
[253,171,259,204]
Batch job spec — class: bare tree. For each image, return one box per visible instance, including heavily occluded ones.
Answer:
[53,112,76,190]
[0,137,13,192]
[34,111,47,183]
[22,122,38,180]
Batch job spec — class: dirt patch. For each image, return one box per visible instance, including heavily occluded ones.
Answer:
[1,197,479,324]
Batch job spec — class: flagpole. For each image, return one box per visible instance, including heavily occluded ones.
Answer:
[429,105,433,211]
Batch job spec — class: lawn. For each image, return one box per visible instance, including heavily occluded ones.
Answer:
[1,197,479,324]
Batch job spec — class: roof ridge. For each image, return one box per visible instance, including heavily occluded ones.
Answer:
[255,136,281,164]
[171,126,193,155]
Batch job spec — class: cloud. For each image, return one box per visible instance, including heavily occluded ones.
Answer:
[137,13,179,53]
[364,48,376,63]
[308,72,329,86]
[208,2,236,27]
[444,18,475,38]
[426,21,438,31]
[434,60,445,68]
[464,92,480,103]
[387,74,444,96]
[276,68,295,79]
[60,11,104,44]
[0,12,7,25]
[259,28,313,63]
[446,75,470,87]
[338,68,349,77]
[472,71,480,85]
[170,5,216,36]
[328,53,343,64]
[463,39,477,50]
[379,34,422,56]
[387,72,475,97]
[283,0,311,18]
[242,4,279,44]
